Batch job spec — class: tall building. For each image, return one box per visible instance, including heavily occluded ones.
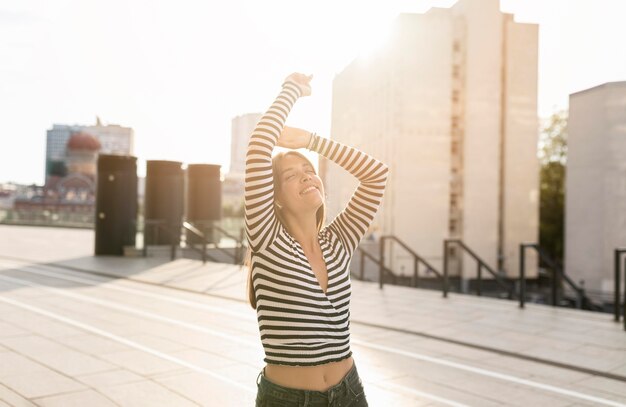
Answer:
[565,81,626,295]
[84,117,134,156]
[224,113,262,215]
[326,0,539,281]
[45,124,83,180]
[45,118,134,182]
[230,113,262,175]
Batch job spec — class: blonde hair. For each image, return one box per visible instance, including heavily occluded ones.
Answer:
[245,151,326,309]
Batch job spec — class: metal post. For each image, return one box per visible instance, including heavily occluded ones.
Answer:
[443,240,449,298]
[413,257,418,288]
[551,263,557,307]
[476,263,482,297]
[519,244,526,308]
[615,249,621,322]
[576,282,583,310]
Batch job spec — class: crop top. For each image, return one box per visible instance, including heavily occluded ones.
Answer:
[245,79,389,366]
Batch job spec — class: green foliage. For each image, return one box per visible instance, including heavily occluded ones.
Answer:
[538,110,567,166]
[538,110,567,264]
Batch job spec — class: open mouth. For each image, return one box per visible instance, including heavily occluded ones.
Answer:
[300,186,319,196]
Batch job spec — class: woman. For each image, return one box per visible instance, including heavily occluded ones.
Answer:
[245,72,389,406]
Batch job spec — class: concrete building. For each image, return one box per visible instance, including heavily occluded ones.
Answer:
[45,118,134,182]
[45,124,83,180]
[230,113,262,175]
[565,81,626,295]
[43,131,101,207]
[84,117,134,156]
[325,0,540,282]
[225,113,262,216]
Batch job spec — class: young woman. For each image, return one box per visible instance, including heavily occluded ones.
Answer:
[245,72,388,406]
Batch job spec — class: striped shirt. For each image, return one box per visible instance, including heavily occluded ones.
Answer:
[245,80,389,366]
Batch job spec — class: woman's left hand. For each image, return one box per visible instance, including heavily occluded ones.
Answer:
[278,126,312,149]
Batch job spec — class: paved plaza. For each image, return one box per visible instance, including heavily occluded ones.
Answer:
[0,225,625,406]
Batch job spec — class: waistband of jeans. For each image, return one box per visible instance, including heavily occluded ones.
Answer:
[258,360,359,399]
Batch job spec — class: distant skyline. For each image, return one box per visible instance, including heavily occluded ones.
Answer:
[1,0,625,185]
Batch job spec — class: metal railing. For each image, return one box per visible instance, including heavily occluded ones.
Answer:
[181,221,218,264]
[142,219,181,261]
[443,239,514,299]
[141,219,245,265]
[187,220,245,264]
[519,243,589,310]
[356,246,396,287]
[379,235,442,289]
[614,248,626,331]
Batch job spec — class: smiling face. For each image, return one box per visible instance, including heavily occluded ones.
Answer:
[273,152,325,216]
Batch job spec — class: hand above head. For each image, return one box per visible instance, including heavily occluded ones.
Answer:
[277,126,313,149]
[283,72,313,97]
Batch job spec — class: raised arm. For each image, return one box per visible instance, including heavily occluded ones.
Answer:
[309,134,389,256]
[244,80,304,252]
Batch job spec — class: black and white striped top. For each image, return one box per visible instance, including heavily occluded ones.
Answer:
[245,79,389,366]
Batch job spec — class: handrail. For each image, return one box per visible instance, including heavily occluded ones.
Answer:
[535,244,586,307]
[186,220,245,265]
[356,247,396,288]
[443,239,514,299]
[614,248,626,331]
[519,243,590,310]
[181,221,219,264]
[141,219,245,265]
[381,235,443,280]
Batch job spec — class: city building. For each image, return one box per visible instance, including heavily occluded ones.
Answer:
[565,81,626,296]
[225,113,262,216]
[44,131,101,203]
[45,124,83,181]
[325,0,540,282]
[45,117,134,183]
[11,118,134,226]
[84,117,134,156]
[230,113,262,176]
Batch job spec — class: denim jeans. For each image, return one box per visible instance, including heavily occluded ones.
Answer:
[255,361,368,407]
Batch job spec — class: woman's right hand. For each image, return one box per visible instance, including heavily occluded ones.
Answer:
[283,72,313,97]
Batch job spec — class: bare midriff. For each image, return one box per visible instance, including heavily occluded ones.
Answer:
[264,355,354,392]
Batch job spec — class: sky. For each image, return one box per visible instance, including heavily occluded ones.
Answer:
[1,0,625,185]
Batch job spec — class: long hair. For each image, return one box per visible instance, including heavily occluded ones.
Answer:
[245,150,326,309]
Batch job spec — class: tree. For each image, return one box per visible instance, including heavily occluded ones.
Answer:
[538,110,567,265]
[538,110,567,165]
